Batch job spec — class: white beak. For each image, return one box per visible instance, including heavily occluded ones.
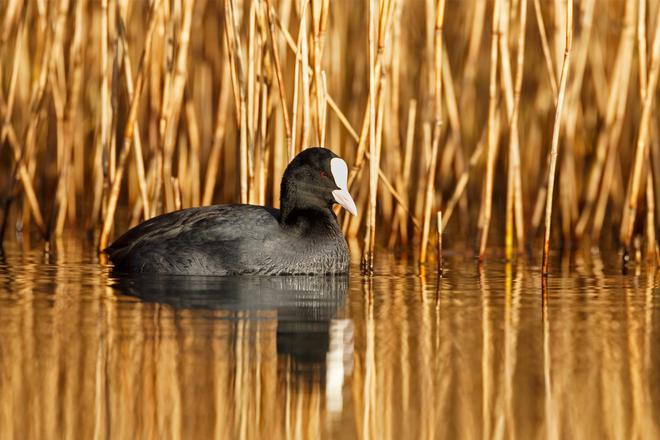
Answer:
[330,158,358,216]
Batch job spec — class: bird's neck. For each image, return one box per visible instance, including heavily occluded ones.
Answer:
[279,200,339,234]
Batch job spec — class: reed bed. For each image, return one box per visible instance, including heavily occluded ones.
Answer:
[1,0,659,271]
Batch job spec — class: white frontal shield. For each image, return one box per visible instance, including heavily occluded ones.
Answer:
[330,158,358,216]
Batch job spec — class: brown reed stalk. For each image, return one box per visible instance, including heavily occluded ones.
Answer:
[357,0,395,261]
[273,6,393,166]
[441,124,491,232]
[591,97,628,241]
[638,0,656,263]
[225,0,249,203]
[100,3,110,163]
[50,0,72,236]
[117,15,150,219]
[0,19,45,236]
[91,127,106,227]
[389,99,417,247]
[246,2,259,204]
[177,131,189,206]
[65,0,86,225]
[257,83,269,205]
[311,0,329,144]
[388,0,402,193]
[638,0,647,92]
[439,45,465,186]
[559,0,595,244]
[478,0,501,260]
[184,93,201,207]
[161,0,195,212]
[289,14,303,160]
[146,13,164,218]
[587,40,608,113]
[0,0,22,42]
[319,70,328,146]
[437,210,443,274]
[172,177,182,211]
[533,0,558,100]
[1,118,46,236]
[645,171,655,262]
[347,1,396,190]
[98,2,159,251]
[369,73,387,259]
[265,0,292,153]
[420,0,446,264]
[353,151,419,230]
[542,0,573,275]
[202,65,232,206]
[1,12,22,145]
[363,0,379,272]
[51,73,69,236]
[459,0,486,135]
[325,95,358,141]
[504,0,527,260]
[620,4,660,251]
[530,0,576,241]
[223,8,241,126]
[300,2,312,152]
[574,1,634,239]
[157,0,173,157]
[99,0,113,224]
[272,25,417,227]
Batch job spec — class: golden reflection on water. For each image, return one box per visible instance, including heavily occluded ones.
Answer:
[0,239,659,439]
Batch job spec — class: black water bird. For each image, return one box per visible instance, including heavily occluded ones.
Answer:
[104,147,358,275]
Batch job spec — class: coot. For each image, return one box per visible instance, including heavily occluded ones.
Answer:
[104,147,358,275]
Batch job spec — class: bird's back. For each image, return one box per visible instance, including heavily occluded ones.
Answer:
[105,205,282,275]
[104,204,349,275]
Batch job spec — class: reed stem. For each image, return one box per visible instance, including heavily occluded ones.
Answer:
[478,0,501,260]
[98,2,159,251]
[363,0,379,272]
[420,0,446,265]
[620,4,660,250]
[542,0,573,275]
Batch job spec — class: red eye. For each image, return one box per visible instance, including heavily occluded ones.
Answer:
[320,170,329,178]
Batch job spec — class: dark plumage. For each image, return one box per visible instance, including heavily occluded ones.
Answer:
[104,147,358,275]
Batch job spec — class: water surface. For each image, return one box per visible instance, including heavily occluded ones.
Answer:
[0,238,658,439]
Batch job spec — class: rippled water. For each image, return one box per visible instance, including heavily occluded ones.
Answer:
[0,238,658,439]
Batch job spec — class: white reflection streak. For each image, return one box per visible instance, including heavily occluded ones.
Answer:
[325,319,354,413]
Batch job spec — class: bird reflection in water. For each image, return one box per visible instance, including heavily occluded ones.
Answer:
[110,273,354,415]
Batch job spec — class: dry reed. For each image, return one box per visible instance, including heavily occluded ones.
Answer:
[362,0,379,272]
[542,0,573,275]
[0,1,658,273]
[419,0,446,264]
[478,0,502,261]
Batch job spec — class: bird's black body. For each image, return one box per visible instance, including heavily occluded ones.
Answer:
[104,148,354,275]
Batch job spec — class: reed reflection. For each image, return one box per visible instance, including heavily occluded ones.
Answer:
[0,244,659,439]
[348,256,660,440]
